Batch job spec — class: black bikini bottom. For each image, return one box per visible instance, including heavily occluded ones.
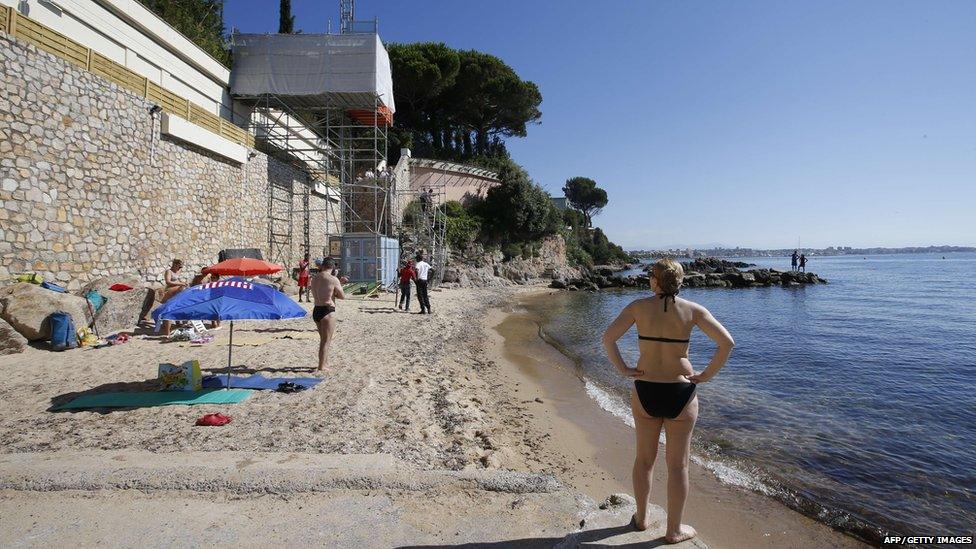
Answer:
[634,380,697,419]
[312,305,336,323]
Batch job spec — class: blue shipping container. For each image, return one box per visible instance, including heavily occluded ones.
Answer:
[340,234,400,284]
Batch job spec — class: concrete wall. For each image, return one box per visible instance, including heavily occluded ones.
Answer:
[409,159,499,204]
[0,32,330,289]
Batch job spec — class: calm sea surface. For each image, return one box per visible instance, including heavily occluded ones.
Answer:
[527,252,976,540]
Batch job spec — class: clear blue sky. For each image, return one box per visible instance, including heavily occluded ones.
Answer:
[225,1,976,249]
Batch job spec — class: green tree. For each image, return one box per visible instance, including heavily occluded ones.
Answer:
[387,43,541,163]
[140,0,228,66]
[279,0,295,33]
[440,200,482,251]
[447,50,542,157]
[562,176,608,227]
[477,163,560,243]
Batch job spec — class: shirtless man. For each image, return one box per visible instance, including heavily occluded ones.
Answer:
[310,257,346,372]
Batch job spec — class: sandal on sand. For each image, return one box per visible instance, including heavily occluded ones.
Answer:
[276,382,306,394]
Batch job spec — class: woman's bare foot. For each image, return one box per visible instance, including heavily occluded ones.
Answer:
[630,513,649,531]
[664,524,697,544]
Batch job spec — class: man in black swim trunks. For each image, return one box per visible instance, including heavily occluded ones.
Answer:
[310,258,345,372]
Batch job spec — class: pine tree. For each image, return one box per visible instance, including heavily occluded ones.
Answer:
[279,0,295,33]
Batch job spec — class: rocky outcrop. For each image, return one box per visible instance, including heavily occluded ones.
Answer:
[549,256,826,291]
[448,236,584,288]
[78,275,147,297]
[0,283,91,341]
[91,287,155,335]
[0,318,28,354]
[641,257,754,275]
[278,277,299,296]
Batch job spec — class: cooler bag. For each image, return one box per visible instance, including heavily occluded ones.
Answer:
[157,360,203,391]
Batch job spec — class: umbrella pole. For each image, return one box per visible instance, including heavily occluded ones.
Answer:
[226,320,234,390]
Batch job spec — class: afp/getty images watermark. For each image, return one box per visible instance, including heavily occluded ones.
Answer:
[882,535,973,546]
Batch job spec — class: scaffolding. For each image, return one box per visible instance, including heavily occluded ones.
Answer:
[244,93,392,280]
[231,31,444,297]
[394,186,447,289]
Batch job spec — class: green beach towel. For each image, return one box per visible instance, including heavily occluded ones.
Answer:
[54,389,252,410]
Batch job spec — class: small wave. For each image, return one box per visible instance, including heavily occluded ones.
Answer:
[584,380,635,428]
[583,379,781,497]
[690,454,781,497]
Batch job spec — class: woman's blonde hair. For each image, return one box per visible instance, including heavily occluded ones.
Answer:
[651,258,684,295]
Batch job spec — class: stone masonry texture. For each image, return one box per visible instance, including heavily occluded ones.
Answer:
[0,32,334,289]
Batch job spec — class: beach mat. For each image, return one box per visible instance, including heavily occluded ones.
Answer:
[55,389,252,410]
[202,374,321,391]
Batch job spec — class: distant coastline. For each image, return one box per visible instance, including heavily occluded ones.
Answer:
[630,245,975,259]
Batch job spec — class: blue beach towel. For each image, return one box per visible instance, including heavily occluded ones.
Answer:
[202,374,321,391]
[54,389,252,410]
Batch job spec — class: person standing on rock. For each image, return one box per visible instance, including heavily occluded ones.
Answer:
[160,259,187,336]
[297,253,312,303]
[310,258,345,372]
[602,258,734,544]
[799,254,807,272]
[791,250,799,272]
[414,253,433,314]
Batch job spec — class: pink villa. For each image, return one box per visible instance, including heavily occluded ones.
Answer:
[409,158,500,204]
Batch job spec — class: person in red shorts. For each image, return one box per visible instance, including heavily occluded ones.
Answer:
[297,253,311,303]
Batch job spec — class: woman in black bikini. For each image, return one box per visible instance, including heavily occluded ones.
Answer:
[603,258,734,544]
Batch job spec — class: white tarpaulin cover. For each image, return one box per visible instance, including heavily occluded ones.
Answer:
[230,33,395,113]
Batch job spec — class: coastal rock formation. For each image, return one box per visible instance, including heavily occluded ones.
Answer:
[92,288,155,335]
[278,277,299,296]
[0,318,28,355]
[449,235,583,288]
[0,283,91,341]
[549,258,826,292]
[78,275,147,297]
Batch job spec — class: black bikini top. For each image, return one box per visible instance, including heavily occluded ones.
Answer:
[639,291,687,342]
[638,335,690,344]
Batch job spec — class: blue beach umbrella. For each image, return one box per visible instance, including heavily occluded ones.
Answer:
[152,277,306,388]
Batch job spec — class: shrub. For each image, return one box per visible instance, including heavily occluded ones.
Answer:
[502,243,523,260]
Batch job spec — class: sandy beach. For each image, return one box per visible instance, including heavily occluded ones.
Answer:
[0,285,864,547]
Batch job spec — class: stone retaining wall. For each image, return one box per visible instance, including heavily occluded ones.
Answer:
[0,32,331,289]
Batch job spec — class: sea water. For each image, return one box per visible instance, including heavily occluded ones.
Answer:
[527,252,976,540]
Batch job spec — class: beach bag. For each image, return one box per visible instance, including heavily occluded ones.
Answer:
[157,360,202,391]
[77,327,98,347]
[85,290,106,313]
[41,281,67,293]
[16,273,43,284]
[49,311,78,351]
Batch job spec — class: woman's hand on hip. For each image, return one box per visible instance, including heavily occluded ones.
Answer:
[687,371,712,384]
[618,366,644,379]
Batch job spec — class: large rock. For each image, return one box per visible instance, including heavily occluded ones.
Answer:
[92,288,155,335]
[441,266,462,284]
[0,283,92,341]
[0,318,28,355]
[549,278,568,289]
[278,277,299,296]
[78,275,147,297]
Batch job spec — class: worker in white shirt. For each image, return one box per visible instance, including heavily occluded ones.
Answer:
[413,252,433,314]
